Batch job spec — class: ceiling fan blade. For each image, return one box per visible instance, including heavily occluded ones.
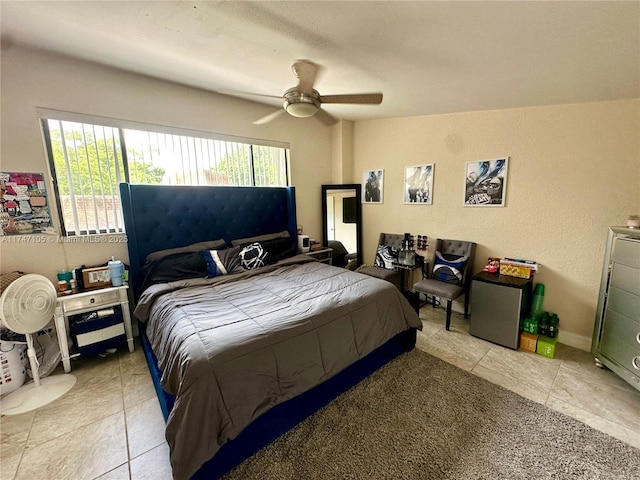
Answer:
[218,89,283,102]
[320,93,383,105]
[315,108,339,126]
[253,108,286,125]
[292,60,319,94]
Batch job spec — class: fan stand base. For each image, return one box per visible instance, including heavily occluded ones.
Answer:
[0,374,77,416]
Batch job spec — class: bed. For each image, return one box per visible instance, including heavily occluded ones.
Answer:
[119,183,421,479]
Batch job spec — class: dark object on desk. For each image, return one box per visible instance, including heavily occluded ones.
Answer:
[413,239,476,331]
[469,271,532,349]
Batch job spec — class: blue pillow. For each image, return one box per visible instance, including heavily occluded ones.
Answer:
[432,252,468,285]
[202,246,242,278]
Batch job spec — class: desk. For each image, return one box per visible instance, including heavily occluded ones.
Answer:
[54,285,134,373]
[393,261,422,313]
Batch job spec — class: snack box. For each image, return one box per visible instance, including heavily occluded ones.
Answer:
[500,257,539,279]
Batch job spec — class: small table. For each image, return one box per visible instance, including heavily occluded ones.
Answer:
[305,247,333,265]
[53,285,134,373]
[393,261,422,312]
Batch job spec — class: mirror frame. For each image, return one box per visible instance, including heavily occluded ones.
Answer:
[321,184,363,267]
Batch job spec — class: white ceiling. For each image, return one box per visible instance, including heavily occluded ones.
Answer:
[2,1,639,123]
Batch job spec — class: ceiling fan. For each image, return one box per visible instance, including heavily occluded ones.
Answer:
[243,60,383,126]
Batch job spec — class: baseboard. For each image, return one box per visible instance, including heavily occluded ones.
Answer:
[557,330,592,352]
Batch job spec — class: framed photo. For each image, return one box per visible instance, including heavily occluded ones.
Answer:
[362,169,384,204]
[464,157,508,207]
[404,164,433,204]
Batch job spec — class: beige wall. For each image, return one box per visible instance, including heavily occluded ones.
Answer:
[0,45,331,279]
[352,100,640,348]
[2,44,638,350]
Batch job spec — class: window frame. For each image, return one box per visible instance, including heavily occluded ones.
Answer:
[39,109,291,237]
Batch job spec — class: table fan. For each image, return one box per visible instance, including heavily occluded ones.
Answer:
[0,274,76,415]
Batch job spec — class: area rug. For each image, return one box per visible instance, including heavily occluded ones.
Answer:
[223,349,639,479]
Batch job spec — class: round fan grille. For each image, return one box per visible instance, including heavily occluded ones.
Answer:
[0,274,57,334]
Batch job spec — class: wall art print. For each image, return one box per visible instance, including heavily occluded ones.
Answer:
[464,157,508,207]
[0,172,54,235]
[404,164,433,204]
[362,169,384,204]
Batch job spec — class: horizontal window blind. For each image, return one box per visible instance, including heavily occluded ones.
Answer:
[42,112,290,236]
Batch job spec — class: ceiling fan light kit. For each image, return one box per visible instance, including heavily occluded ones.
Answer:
[251,60,383,126]
[283,88,321,118]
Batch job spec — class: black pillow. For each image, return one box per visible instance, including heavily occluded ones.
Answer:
[237,236,297,262]
[259,236,298,262]
[141,251,206,291]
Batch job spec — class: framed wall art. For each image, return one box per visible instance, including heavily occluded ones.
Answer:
[362,169,384,204]
[404,164,433,204]
[464,157,508,207]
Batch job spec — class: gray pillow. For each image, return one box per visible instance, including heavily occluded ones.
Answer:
[231,230,290,247]
[146,239,227,263]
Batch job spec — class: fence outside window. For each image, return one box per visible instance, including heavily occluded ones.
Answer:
[40,111,290,236]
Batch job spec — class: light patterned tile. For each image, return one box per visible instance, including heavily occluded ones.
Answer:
[129,442,173,480]
[27,369,124,447]
[546,394,640,450]
[0,410,34,461]
[471,345,561,404]
[126,396,166,459]
[417,325,491,371]
[122,370,156,410]
[15,412,127,480]
[0,452,21,480]
[551,364,640,432]
[95,463,130,480]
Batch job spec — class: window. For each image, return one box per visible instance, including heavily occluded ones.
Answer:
[40,110,290,236]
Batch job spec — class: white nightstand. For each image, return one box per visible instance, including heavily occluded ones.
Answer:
[53,285,134,373]
[305,247,333,265]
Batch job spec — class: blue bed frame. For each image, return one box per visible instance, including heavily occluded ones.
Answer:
[119,183,417,479]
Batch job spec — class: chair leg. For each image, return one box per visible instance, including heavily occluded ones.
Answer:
[445,299,452,331]
[464,293,470,319]
[432,295,437,309]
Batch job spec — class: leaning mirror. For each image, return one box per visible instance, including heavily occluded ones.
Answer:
[321,184,363,268]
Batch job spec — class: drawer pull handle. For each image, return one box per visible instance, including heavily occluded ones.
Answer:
[633,357,640,371]
[637,332,640,345]
[90,298,95,303]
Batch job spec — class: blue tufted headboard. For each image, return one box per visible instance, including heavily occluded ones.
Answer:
[119,183,297,300]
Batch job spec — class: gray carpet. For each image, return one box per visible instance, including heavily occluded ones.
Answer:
[223,348,640,480]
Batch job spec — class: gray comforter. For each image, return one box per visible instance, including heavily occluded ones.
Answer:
[135,255,421,479]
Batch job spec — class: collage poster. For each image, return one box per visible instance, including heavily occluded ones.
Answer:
[0,172,54,235]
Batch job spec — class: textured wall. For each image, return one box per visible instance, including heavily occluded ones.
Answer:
[353,100,639,348]
[0,45,331,281]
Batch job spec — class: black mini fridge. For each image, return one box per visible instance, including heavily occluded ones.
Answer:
[470,271,532,349]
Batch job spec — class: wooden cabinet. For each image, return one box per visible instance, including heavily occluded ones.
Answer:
[591,227,640,391]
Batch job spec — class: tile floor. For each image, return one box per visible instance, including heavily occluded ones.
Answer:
[1,306,639,479]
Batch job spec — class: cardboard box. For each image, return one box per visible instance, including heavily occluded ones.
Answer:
[519,332,539,352]
[500,263,533,279]
[81,266,111,290]
[536,335,557,358]
[499,258,538,279]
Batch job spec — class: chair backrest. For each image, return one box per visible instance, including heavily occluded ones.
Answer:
[378,233,405,250]
[435,238,477,290]
[372,233,405,269]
